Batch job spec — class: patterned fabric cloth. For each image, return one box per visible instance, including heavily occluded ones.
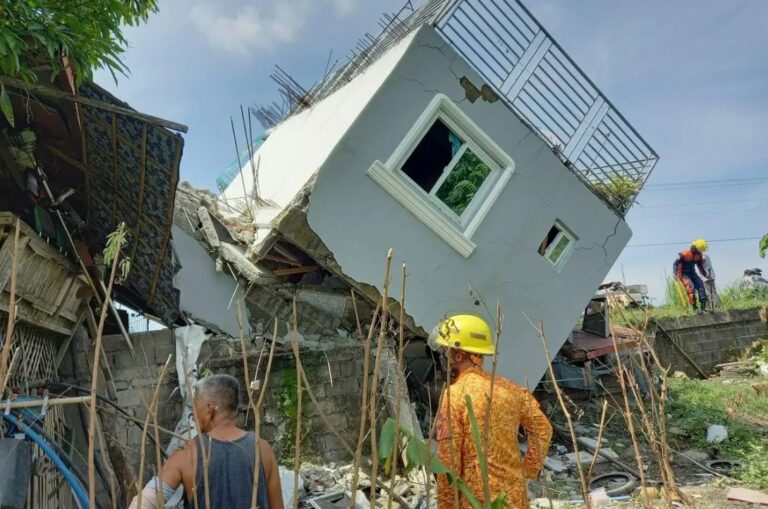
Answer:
[435,366,552,509]
[79,83,183,325]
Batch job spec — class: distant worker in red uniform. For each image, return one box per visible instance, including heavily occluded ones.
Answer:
[672,239,710,312]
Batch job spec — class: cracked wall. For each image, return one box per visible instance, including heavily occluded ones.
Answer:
[304,26,632,385]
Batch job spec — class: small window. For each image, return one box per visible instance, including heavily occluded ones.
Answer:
[401,119,493,218]
[539,222,575,268]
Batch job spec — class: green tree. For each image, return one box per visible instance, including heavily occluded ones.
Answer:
[760,234,767,258]
[436,149,491,216]
[0,0,158,123]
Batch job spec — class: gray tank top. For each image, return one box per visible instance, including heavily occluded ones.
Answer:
[184,432,269,509]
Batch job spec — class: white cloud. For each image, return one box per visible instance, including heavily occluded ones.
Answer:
[190,0,357,54]
[328,0,356,15]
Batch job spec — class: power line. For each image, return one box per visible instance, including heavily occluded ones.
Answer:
[636,198,766,209]
[626,236,762,248]
[645,176,768,188]
[633,207,768,219]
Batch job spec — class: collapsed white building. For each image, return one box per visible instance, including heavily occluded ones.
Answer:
[185,0,659,389]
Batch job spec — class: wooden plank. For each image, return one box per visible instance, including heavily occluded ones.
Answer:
[274,265,320,277]
[54,314,84,370]
[262,254,303,267]
[272,244,303,265]
[0,76,189,133]
[727,487,768,505]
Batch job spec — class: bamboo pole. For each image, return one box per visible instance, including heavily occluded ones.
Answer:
[386,263,407,509]
[0,219,20,398]
[290,302,303,509]
[88,225,125,509]
[1,395,92,408]
[368,249,394,509]
[0,76,189,132]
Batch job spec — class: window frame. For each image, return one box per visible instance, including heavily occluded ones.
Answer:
[368,94,515,258]
[540,221,577,271]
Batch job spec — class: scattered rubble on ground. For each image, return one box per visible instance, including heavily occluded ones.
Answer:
[288,463,434,509]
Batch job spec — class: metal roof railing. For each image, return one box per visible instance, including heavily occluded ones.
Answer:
[256,0,658,216]
[434,0,658,215]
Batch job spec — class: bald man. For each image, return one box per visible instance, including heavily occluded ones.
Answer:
[129,374,284,509]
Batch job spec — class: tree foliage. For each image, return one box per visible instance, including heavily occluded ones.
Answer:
[760,233,768,258]
[0,0,157,84]
[0,0,157,124]
[436,149,491,216]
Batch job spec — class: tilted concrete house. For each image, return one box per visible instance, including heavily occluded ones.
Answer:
[217,0,658,386]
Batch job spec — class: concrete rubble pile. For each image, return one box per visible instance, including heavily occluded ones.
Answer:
[293,463,435,509]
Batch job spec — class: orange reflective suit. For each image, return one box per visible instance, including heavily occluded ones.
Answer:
[435,367,553,509]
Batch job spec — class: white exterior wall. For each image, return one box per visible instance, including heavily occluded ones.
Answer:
[219,31,419,225]
[304,27,632,385]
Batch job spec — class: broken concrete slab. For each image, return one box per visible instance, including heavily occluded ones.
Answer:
[543,456,568,473]
[197,206,220,248]
[564,449,618,466]
[727,487,768,505]
[219,241,275,283]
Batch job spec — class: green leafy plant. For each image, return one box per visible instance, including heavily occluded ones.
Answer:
[379,407,509,509]
[760,234,767,258]
[436,149,491,216]
[0,0,158,124]
[667,377,768,488]
[591,175,641,212]
[103,222,131,283]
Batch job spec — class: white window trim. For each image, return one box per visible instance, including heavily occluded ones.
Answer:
[367,94,515,258]
[542,221,577,272]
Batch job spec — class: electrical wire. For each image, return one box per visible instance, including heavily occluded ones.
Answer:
[46,382,169,459]
[632,207,768,219]
[626,236,762,248]
[636,198,767,209]
[645,177,768,189]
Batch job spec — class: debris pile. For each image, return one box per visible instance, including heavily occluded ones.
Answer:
[291,463,435,509]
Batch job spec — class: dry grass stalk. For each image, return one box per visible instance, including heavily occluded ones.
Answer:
[290,301,304,509]
[348,302,380,508]
[424,383,434,509]
[386,263,407,509]
[368,249,394,509]
[1,347,20,399]
[88,229,124,509]
[478,302,504,509]
[625,316,691,505]
[188,373,212,509]
[444,351,460,509]
[241,303,278,509]
[0,219,20,398]
[586,400,609,480]
[135,354,173,509]
[93,414,119,509]
[534,322,591,508]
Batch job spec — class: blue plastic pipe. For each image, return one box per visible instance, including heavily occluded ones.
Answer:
[2,413,90,508]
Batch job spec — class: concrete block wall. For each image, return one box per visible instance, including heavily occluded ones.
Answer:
[63,329,368,482]
[653,309,767,376]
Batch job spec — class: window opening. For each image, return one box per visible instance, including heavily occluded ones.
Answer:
[539,223,574,267]
[400,119,493,217]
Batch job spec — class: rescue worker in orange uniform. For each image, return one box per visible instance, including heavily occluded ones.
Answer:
[430,315,553,509]
[672,239,710,312]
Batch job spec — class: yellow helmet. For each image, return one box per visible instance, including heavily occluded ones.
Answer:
[692,239,708,252]
[429,314,495,356]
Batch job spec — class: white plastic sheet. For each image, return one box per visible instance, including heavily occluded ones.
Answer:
[164,324,210,507]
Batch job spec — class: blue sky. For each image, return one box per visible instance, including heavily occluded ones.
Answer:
[96,0,768,303]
